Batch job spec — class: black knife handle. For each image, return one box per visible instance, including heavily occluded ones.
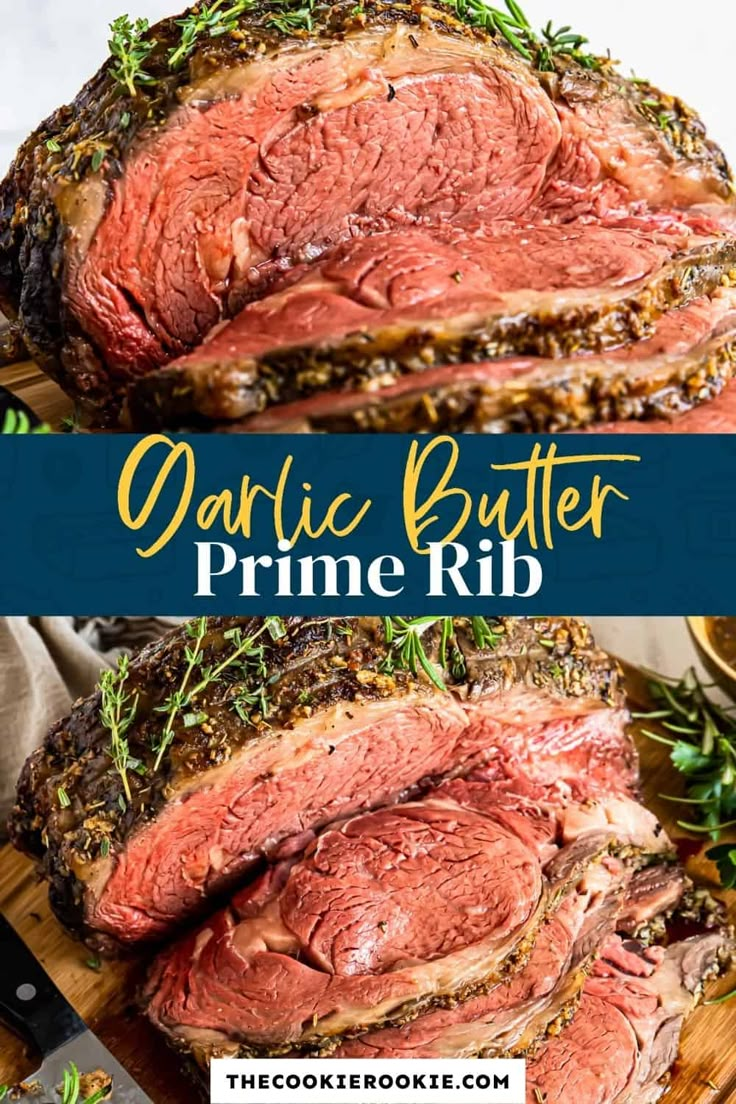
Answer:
[0,913,85,1056]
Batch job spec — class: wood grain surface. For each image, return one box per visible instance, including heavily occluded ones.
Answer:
[0,662,735,1102]
[2,361,73,430]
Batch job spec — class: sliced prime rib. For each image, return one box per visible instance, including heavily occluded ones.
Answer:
[10,616,628,951]
[126,217,736,430]
[331,861,625,1060]
[584,377,736,432]
[227,285,736,433]
[144,780,658,1061]
[526,932,732,1104]
[0,1,732,425]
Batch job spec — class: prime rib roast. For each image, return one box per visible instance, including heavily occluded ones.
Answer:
[2,1,736,432]
[526,933,728,1104]
[9,616,734,1096]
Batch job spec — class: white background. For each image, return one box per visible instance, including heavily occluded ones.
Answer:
[0,1,735,174]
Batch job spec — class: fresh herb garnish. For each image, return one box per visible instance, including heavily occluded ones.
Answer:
[46,138,62,153]
[59,1062,112,1104]
[61,409,82,434]
[382,617,501,692]
[1,409,51,435]
[99,655,140,803]
[99,837,111,858]
[169,0,254,69]
[0,1086,7,1100]
[383,618,448,691]
[704,984,736,1007]
[229,641,273,724]
[267,4,316,33]
[470,616,503,650]
[153,616,208,770]
[109,16,157,97]
[635,668,736,884]
[704,842,736,890]
[85,955,102,972]
[57,786,71,809]
[447,0,597,71]
[152,617,286,768]
[82,1089,110,1104]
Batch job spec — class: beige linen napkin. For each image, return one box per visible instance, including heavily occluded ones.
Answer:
[0,617,179,834]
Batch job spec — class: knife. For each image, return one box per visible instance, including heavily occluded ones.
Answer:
[0,913,152,1103]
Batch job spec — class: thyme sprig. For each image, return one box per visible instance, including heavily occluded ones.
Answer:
[267,3,317,33]
[153,616,208,771]
[109,16,157,97]
[382,617,502,691]
[169,1,255,69]
[635,667,736,886]
[152,617,287,766]
[99,655,141,803]
[448,0,597,71]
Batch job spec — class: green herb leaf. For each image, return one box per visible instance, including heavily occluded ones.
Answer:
[639,666,736,877]
[671,742,714,775]
[704,982,736,1006]
[62,1061,81,1104]
[109,15,157,97]
[82,1089,112,1104]
[46,137,62,153]
[706,843,736,889]
[446,0,597,71]
[153,617,285,768]
[99,654,139,803]
[183,711,208,728]
[169,1,255,70]
[57,786,71,809]
[91,148,106,173]
[1,408,51,435]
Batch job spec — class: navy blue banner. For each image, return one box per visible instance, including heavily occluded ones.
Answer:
[0,433,733,615]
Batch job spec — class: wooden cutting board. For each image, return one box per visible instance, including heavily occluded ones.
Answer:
[1,663,735,1103]
[2,360,73,430]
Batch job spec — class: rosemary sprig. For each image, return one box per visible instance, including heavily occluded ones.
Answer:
[382,616,502,691]
[470,615,503,650]
[99,655,140,803]
[447,0,597,71]
[61,1061,81,1104]
[169,1,254,69]
[109,16,157,97]
[383,617,448,691]
[59,1062,111,1104]
[635,667,736,885]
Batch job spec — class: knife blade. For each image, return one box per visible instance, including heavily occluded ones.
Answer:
[0,912,152,1103]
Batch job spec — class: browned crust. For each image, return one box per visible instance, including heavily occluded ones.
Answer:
[127,242,736,430]
[9,616,622,945]
[0,1,732,422]
[239,315,736,435]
